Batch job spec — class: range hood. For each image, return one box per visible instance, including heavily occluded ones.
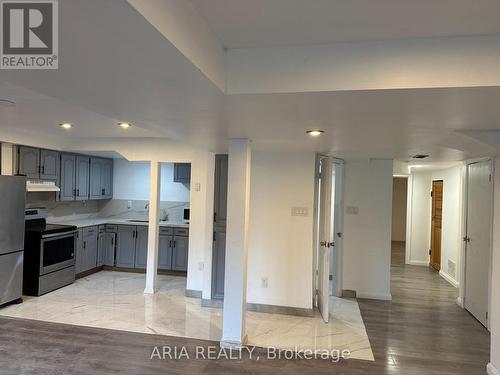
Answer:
[26,180,61,192]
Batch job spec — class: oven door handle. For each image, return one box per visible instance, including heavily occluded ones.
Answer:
[41,230,78,239]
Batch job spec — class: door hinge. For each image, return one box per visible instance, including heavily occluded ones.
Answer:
[489,174,492,182]
[315,289,319,296]
[429,249,431,255]
[486,311,488,321]
[430,191,433,197]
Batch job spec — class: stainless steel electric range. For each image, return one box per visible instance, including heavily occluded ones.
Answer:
[23,208,78,296]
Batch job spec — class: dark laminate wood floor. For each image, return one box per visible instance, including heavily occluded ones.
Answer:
[0,242,490,374]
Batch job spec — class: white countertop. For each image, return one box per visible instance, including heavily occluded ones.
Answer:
[47,217,189,229]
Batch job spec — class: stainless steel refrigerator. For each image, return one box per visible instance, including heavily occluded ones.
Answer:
[0,175,26,306]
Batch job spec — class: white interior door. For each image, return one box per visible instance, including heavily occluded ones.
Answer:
[331,162,344,297]
[465,160,493,327]
[318,157,334,323]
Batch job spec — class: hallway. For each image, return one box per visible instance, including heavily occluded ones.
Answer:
[0,242,490,374]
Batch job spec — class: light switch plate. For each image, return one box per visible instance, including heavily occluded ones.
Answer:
[346,206,359,215]
[291,207,308,216]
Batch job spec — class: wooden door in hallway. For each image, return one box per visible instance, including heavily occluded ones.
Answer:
[430,180,443,271]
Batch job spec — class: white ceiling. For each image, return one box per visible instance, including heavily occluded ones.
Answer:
[1,0,500,164]
[190,0,500,48]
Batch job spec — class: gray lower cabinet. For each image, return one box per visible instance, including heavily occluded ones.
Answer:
[97,228,106,267]
[158,235,173,270]
[172,235,188,271]
[116,225,136,268]
[104,232,116,266]
[75,229,84,274]
[82,226,98,272]
[134,227,149,269]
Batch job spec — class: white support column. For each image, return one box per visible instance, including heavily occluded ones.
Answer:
[144,160,161,294]
[221,139,251,349]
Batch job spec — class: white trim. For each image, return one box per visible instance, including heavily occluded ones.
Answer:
[357,292,393,301]
[456,296,464,308]
[487,363,500,375]
[409,260,429,266]
[439,270,459,288]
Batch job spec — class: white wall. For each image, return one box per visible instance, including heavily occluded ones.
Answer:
[342,159,393,300]
[113,159,190,202]
[247,151,315,309]
[489,156,500,375]
[392,178,407,242]
[226,35,500,94]
[407,166,463,285]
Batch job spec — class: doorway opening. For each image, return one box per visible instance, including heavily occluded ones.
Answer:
[313,155,344,323]
[391,177,408,266]
[430,180,443,271]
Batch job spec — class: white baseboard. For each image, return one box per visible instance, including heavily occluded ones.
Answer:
[356,292,392,301]
[439,270,459,288]
[409,260,429,266]
[487,363,500,375]
[456,297,464,308]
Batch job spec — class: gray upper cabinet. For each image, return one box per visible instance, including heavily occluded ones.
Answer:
[75,156,90,201]
[60,154,76,201]
[172,235,188,271]
[90,157,113,200]
[134,227,148,269]
[102,159,113,199]
[116,225,136,268]
[17,146,40,179]
[17,146,59,180]
[90,158,104,200]
[40,149,59,180]
[173,163,191,183]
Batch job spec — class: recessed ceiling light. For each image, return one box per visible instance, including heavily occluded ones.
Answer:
[306,129,324,136]
[118,122,131,129]
[60,123,72,129]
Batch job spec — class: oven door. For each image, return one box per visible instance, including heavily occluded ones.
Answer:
[40,231,77,275]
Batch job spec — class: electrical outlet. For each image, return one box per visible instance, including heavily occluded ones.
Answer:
[291,207,308,216]
[261,277,268,288]
[198,262,204,271]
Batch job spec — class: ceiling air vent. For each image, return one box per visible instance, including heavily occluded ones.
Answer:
[412,154,429,159]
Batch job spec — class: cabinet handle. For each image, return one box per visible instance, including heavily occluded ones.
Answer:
[169,240,172,248]
[102,188,105,195]
[41,165,45,174]
[173,240,176,248]
[83,241,86,249]
[73,189,76,197]
[77,189,80,196]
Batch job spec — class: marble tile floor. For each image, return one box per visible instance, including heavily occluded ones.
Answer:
[0,271,373,361]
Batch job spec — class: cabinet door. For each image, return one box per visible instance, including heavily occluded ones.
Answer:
[102,159,113,199]
[116,225,136,268]
[173,163,191,183]
[134,226,148,269]
[18,146,40,179]
[97,232,106,267]
[75,229,84,274]
[90,158,104,200]
[60,154,76,201]
[82,226,98,272]
[40,149,59,180]
[213,155,228,225]
[172,236,188,271]
[104,233,116,266]
[158,235,173,270]
[75,156,90,201]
